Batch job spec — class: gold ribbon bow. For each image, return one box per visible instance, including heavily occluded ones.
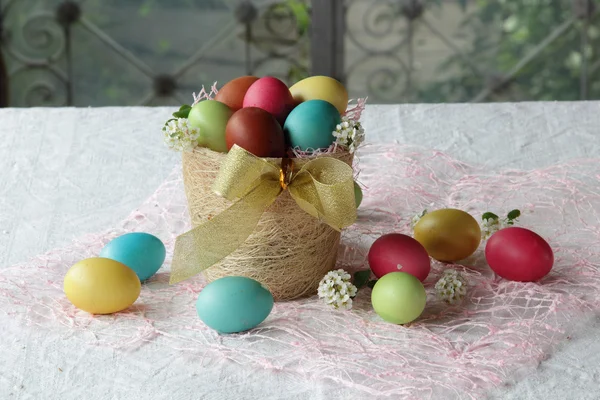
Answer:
[169,145,357,284]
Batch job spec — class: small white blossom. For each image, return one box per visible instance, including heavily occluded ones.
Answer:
[435,269,468,305]
[318,269,358,310]
[481,217,506,240]
[411,209,428,229]
[332,116,365,153]
[163,118,201,152]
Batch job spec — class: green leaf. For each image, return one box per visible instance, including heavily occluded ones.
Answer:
[507,209,521,220]
[482,212,499,221]
[367,280,378,289]
[172,104,192,119]
[353,270,371,290]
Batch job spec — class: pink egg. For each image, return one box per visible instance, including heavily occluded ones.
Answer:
[485,227,554,282]
[242,77,295,125]
[368,233,431,282]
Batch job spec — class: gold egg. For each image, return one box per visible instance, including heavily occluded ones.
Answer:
[413,209,481,262]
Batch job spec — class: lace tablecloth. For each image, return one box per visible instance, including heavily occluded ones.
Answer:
[1,103,600,399]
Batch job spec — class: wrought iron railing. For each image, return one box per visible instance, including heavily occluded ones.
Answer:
[0,0,598,107]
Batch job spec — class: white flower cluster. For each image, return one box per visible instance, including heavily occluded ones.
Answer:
[163,118,201,152]
[411,209,428,229]
[332,116,365,153]
[435,269,468,305]
[317,269,358,310]
[481,217,507,240]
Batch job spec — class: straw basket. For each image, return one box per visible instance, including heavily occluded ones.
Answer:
[182,147,354,301]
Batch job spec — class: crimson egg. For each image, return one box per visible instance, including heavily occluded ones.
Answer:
[485,227,554,282]
[242,76,295,125]
[225,107,286,157]
[368,233,431,282]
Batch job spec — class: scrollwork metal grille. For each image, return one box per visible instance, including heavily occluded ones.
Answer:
[342,0,599,103]
[0,0,309,107]
[0,0,597,106]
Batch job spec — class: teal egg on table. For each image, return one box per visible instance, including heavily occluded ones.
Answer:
[196,276,274,334]
[187,100,233,153]
[99,232,166,282]
[283,99,340,151]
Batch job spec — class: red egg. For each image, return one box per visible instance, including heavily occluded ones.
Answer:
[215,76,259,112]
[225,107,286,157]
[368,233,431,282]
[485,227,554,282]
[243,76,295,125]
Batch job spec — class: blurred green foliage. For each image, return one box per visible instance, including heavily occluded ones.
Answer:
[420,0,600,102]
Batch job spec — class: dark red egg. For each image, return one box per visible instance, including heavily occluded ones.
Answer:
[215,76,259,112]
[485,227,554,282]
[225,107,286,158]
[368,233,431,282]
[242,76,295,125]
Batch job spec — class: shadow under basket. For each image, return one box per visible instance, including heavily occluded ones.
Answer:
[182,147,354,301]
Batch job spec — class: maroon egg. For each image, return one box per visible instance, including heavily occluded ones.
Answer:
[368,233,431,282]
[225,107,286,157]
[242,76,295,125]
[215,76,259,112]
[485,227,554,282]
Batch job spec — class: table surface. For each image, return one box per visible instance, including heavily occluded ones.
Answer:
[1,103,600,399]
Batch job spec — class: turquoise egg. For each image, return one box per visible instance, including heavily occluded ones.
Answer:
[196,276,274,334]
[99,232,166,282]
[283,99,341,150]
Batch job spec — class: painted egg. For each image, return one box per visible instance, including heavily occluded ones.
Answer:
[187,100,233,153]
[289,75,348,114]
[283,99,340,151]
[215,76,259,112]
[485,227,554,282]
[242,76,295,124]
[196,276,274,334]
[368,233,431,281]
[64,257,141,314]
[413,209,481,262]
[354,181,363,208]
[371,272,426,324]
[225,107,286,157]
[99,232,166,282]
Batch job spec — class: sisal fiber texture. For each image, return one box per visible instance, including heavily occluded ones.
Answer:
[181,147,354,301]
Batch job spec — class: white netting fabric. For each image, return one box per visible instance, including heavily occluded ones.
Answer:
[1,143,599,399]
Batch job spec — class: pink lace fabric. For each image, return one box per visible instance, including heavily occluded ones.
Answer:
[1,143,599,399]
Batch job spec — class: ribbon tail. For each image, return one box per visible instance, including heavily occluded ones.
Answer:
[288,158,357,231]
[169,182,281,284]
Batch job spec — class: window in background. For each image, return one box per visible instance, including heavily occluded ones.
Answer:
[0,0,597,107]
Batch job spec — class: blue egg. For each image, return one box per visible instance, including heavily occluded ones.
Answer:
[99,232,166,282]
[196,276,274,334]
[283,99,341,150]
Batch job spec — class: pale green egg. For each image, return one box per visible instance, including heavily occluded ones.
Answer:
[187,100,233,153]
[354,181,363,208]
[371,272,426,324]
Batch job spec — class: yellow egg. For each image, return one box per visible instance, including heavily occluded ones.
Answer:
[413,209,481,262]
[64,257,141,314]
[289,76,348,114]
